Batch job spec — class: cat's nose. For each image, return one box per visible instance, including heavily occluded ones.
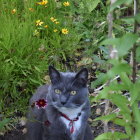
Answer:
[60,95,67,105]
[61,101,66,105]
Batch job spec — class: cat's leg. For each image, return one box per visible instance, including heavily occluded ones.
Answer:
[83,124,93,140]
[76,124,93,140]
[26,107,45,140]
[26,121,43,140]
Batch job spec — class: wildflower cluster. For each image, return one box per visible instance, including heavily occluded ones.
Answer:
[50,17,59,24]
[33,0,70,36]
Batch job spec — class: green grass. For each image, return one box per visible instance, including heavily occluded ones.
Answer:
[0,0,81,117]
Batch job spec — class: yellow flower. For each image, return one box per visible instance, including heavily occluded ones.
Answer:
[63,1,70,7]
[36,20,44,26]
[55,21,59,24]
[50,17,57,22]
[44,25,48,28]
[29,8,34,12]
[54,29,58,32]
[62,28,68,34]
[11,9,16,14]
[37,0,48,5]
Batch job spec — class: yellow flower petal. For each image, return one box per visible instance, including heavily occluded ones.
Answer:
[29,8,34,12]
[55,21,59,24]
[54,29,58,32]
[50,17,57,22]
[44,25,48,28]
[11,9,16,14]
[63,1,70,7]
[37,0,48,5]
[36,20,44,26]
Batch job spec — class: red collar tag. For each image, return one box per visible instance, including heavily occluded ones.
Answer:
[60,113,80,134]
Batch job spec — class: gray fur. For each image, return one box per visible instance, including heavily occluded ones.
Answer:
[26,66,93,140]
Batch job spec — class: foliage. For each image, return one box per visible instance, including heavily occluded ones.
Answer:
[91,0,140,139]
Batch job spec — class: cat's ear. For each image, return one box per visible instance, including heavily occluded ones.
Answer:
[74,68,88,87]
[49,66,61,84]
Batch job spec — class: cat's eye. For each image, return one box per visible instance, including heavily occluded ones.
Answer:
[70,90,77,95]
[54,89,61,94]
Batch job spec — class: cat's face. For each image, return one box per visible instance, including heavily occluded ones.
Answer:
[48,66,89,109]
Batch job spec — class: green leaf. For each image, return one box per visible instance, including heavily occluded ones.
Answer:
[95,132,129,140]
[29,78,41,85]
[132,102,140,123]
[130,82,140,105]
[0,118,10,130]
[86,0,101,12]
[101,38,119,46]
[117,33,138,57]
[110,0,132,11]
[120,73,132,90]
[95,113,117,121]
[134,122,140,140]
[134,13,140,23]
[102,33,138,57]
[108,63,131,78]
[91,73,107,88]
[108,94,131,118]
[113,118,129,126]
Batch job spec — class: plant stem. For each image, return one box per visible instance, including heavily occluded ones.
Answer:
[104,0,117,133]
[132,0,139,83]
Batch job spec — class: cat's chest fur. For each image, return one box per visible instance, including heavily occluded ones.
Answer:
[58,106,84,140]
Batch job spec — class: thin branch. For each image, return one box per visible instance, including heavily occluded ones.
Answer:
[104,0,117,133]
[132,0,139,83]
[94,75,120,94]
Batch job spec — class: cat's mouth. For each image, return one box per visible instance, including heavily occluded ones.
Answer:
[52,101,85,110]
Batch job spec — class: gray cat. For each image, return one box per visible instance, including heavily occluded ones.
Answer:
[26,66,93,140]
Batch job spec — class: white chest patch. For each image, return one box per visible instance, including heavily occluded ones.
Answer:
[58,106,84,140]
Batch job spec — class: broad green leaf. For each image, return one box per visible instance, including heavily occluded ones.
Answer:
[102,33,138,57]
[94,87,110,101]
[132,102,140,123]
[94,82,127,101]
[95,132,129,140]
[94,113,117,121]
[108,94,131,117]
[120,73,132,89]
[116,33,138,57]
[101,38,119,46]
[110,0,132,11]
[130,82,140,105]
[0,118,10,130]
[108,63,131,78]
[86,0,101,12]
[113,118,129,126]
[91,73,107,88]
